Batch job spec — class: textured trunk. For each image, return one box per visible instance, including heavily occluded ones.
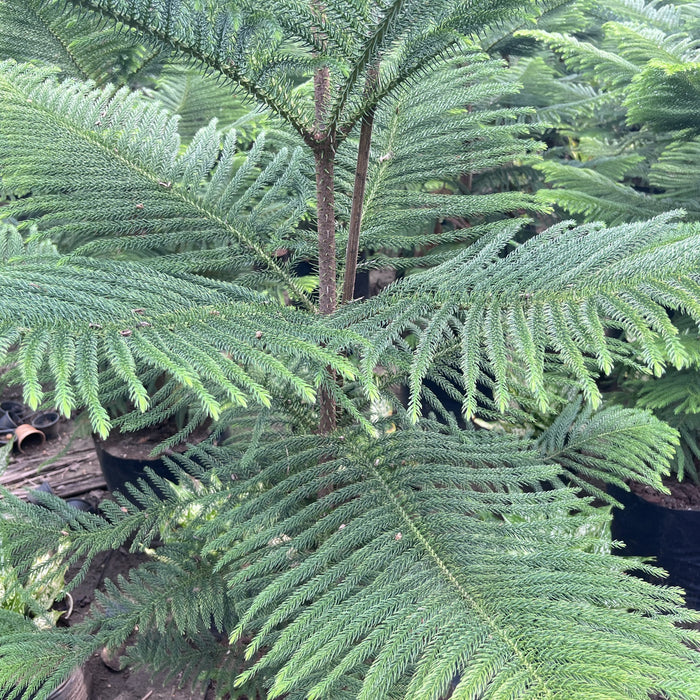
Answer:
[313,56,338,433]
[315,140,338,433]
[315,142,336,316]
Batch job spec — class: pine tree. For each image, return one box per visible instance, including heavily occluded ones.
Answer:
[517,0,700,480]
[1,1,700,698]
[517,0,700,222]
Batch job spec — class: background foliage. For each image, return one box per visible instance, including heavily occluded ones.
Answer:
[513,0,700,480]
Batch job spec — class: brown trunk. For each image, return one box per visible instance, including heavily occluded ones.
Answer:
[315,143,337,317]
[315,143,338,433]
[341,108,375,303]
[313,53,338,432]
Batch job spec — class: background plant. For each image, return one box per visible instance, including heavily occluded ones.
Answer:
[0,443,67,634]
[512,0,700,480]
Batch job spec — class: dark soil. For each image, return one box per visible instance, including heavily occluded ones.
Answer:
[630,476,700,510]
[95,423,211,461]
[66,548,208,700]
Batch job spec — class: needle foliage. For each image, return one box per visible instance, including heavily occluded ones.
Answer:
[1,0,700,698]
[516,0,700,481]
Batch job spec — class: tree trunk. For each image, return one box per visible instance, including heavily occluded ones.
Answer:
[342,108,375,303]
[313,56,338,433]
[315,142,337,317]
[315,140,338,433]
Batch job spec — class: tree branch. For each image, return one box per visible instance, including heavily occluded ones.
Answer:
[58,0,315,143]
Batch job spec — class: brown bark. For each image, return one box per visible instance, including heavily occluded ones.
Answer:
[341,108,375,303]
[314,63,331,140]
[315,142,337,316]
[314,141,338,434]
[313,40,338,431]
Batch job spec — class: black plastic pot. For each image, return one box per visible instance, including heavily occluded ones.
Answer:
[65,497,93,513]
[0,401,26,424]
[94,440,175,499]
[3,668,87,700]
[611,485,700,609]
[0,411,16,432]
[31,411,60,440]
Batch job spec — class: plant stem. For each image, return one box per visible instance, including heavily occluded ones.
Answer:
[314,142,337,317]
[315,141,338,434]
[342,107,375,303]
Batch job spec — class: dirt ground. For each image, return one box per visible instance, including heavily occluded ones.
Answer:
[630,475,700,509]
[68,548,208,700]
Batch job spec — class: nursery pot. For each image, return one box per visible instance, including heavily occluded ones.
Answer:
[94,439,175,498]
[4,668,87,700]
[31,411,60,440]
[611,485,700,609]
[0,411,16,433]
[0,401,27,424]
[13,424,46,453]
[46,668,87,700]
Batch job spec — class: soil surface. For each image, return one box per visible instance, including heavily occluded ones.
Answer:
[630,475,700,510]
[67,548,208,700]
[0,403,209,699]
[95,423,211,461]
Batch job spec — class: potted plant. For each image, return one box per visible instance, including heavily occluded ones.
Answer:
[0,583,87,700]
[516,0,700,609]
[606,319,700,608]
[92,404,218,496]
[1,0,700,698]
